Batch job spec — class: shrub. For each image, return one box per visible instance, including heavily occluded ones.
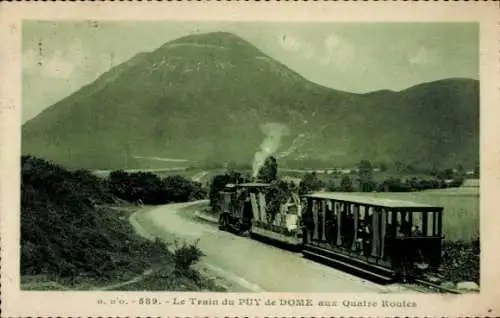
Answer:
[375,176,451,192]
[441,240,480,284]
[173,240,204,273]
[298,172,324,195]
[108,170,204,205]
[339,175,354,192]
[357,159,375,192]
[325,179,337,192]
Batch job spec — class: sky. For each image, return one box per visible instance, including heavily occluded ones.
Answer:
[22,21,478,123]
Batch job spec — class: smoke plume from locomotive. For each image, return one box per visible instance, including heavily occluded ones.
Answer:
[252,122,289,177]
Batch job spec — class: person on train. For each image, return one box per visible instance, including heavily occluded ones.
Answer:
[354,221,365,252]
[343,212,355,248]
[411,225,423,237]
[398,220,412,237]
[365,209,373,227]
[386,221,397,238]
[395,221,405,237]
[324,208,335,244]
[362,224,372,256]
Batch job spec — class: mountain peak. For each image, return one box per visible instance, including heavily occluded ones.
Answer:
[22,32,479,170]
[164,31,255,50]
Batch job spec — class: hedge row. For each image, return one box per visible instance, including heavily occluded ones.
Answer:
[108,170,206,205]
[373,176,465,192]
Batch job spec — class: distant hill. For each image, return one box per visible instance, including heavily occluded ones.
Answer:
[22,32,479,170]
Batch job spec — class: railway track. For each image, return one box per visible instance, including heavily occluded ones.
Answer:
[405,278,463,294]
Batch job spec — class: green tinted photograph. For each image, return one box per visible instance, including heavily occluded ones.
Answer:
[21,21,479,294]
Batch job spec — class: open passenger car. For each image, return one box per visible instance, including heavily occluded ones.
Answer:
[301,192,444,283]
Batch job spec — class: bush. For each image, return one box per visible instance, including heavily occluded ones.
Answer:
[441,240,480,284]
[173,240,204,273]
[108,170,205,205]
[298,172,324,195]
[325,179,337,192]
[377,177,410,192]
[357,159,375,192]
[447,176,465,188]
[339,175,354,192]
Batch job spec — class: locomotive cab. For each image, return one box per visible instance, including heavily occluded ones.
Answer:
[217,183,270,234]
[217,183,303,246]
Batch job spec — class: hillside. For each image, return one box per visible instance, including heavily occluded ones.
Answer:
[20,155,219,291]
[22,32,479,170]
[21,155,161,281]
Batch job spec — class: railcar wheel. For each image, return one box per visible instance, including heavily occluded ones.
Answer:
[236,221,251,236]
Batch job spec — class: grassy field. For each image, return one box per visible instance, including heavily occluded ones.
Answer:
[360,186,479,242]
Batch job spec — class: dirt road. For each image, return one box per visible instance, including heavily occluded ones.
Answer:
[132,201,400,293]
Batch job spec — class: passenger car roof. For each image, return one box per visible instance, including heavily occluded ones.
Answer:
[305,192,443,210]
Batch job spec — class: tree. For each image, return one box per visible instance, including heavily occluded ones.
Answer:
[379,161,388,172]
[265,180,292,223]
[325,179,337,192]
[386,177,411,192]
[163,175,200,203]
[358,160,373,171]
[394,160,404,172]
[429,165,439,176]
[340,175,354,192]
[456,163,466,178]
[209,175,230,211]
[403,163,416,173]
[357,160,375,192]
[298,172,324,195]
[437,168,455,180]
[257,156,278,183]
[208,170,248,211]
[449,164,466,188]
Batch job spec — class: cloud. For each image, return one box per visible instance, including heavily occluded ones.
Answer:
[279,34,302,52]
[22,41,88,79]
[279,34,316,60]
[319,34,355,68]
[278,33,356,70]
[408,46,434,66]
[43,50,78,78]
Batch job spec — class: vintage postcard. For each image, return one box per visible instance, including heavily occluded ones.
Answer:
[1,1,499,317]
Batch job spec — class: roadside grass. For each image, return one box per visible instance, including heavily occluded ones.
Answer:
[111,264,226,291]
[122,203,226,292]
[21,239,225,292]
